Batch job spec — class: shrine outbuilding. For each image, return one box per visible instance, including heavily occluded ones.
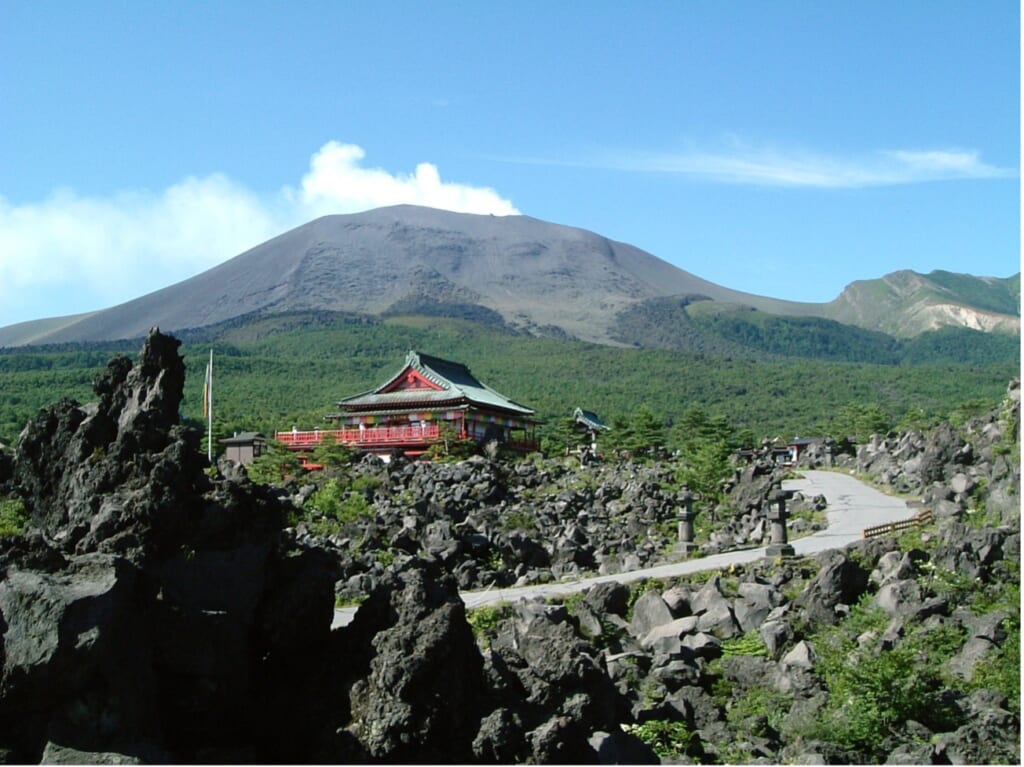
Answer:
[220,432,267,466]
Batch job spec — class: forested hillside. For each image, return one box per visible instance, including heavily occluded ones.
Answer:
[0,312,1017,449]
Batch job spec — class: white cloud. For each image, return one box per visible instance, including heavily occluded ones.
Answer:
[294,141,519,217]
[544,142,1013,188]
[0,142,519,326]
[0,176,277,306]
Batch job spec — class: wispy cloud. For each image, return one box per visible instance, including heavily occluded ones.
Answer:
[521,142,1013,188]
[0,142,518,325]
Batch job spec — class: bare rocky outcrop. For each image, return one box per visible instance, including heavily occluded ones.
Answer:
[0,331,657,764]
[0,331,347,763]
[0,333,1018,764]
[296,447,824,605]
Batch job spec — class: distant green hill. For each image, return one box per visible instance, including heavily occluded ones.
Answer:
[827,270,1020,337]
[610,296,1017,365]
[0,312,1016,449]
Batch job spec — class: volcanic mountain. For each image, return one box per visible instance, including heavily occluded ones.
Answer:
[0,205,1017,347]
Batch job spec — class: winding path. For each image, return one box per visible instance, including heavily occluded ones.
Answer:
[332,470,912,627]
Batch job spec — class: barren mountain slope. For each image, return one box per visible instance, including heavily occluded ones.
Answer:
[0,205,820,346]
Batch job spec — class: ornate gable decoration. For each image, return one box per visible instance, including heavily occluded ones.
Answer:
[380,366,445,394]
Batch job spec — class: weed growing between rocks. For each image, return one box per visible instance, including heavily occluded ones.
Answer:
[466,602,514,642]
[621,719,702,759]
[0,498,26,537]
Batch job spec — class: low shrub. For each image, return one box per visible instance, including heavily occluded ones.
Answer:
[466,602,513,640]
[622,719,701,759]
[810,600,963,758]
[0,498,27,537]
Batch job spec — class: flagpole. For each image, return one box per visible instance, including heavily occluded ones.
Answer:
[207,349,213,462]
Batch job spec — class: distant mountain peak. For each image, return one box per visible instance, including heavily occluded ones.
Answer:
[830,268,1020,337]
[0,205,1016,347]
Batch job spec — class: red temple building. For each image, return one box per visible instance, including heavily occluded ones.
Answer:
[275,351,539,460]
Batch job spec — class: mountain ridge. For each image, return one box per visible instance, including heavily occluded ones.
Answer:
[0,205,1017,347]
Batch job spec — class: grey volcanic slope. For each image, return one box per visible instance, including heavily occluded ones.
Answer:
[0,205,823,346]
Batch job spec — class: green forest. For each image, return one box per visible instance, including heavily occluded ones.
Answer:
[0,312,1017,452]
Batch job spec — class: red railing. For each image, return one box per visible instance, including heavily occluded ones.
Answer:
[275,424,443,449]
[275,425,539,455]
[274,423,446,448]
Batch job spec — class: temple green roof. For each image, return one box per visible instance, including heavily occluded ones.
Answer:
[573,408,610,431]
[336,350,536,417]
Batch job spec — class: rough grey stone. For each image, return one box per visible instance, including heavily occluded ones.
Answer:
[660,584,692,616]
[681,631,722,660]
[640,615,700,655]
[781,640,816,671]
[628,590,675,637]
[696,599,741,638]
[587,730,659,765]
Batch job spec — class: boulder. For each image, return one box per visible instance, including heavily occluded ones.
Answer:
[660,584,692,616]
[950,472,976,496]
[696,598,741,638]
[873,578,947,620]
[681,631,722,660]
[759,617,793,660]
[584,580,630,617]
[639,615,699,654]
[650,657,701,690]
[0,553,152,757]
[795,550,869,626]
[869,549,919,587]
[587,729,659,764]
[733,581,782,632]
[484,597,625,761]
[947,609,1012,682]
[343,565,487,763]
[627,590,674,637]
[931,689,1020,765]
[781,640,816,671]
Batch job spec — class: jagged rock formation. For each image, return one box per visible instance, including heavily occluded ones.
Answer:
[0,331,656,764]
[0,331,343,762]
[0,333,1018,764]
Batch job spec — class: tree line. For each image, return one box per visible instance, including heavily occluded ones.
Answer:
[0,316,1016,453]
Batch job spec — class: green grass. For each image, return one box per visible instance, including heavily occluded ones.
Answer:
[720,630,769,658]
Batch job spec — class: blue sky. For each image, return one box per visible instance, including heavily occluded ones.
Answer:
[0,1,1019,329]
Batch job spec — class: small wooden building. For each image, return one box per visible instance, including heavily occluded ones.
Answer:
[220,432,267,466]
[275,351,539,459]
[787,437,823,465]
[573,407,610,452]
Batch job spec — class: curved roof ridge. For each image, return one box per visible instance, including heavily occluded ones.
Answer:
[407,350,453,391]
[336,349,535,416]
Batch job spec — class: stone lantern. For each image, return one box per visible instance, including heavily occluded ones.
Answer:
[675,484,702,557]
[765,475,796,558]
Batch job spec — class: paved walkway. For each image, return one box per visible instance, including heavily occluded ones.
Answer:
[332,470,913,627]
